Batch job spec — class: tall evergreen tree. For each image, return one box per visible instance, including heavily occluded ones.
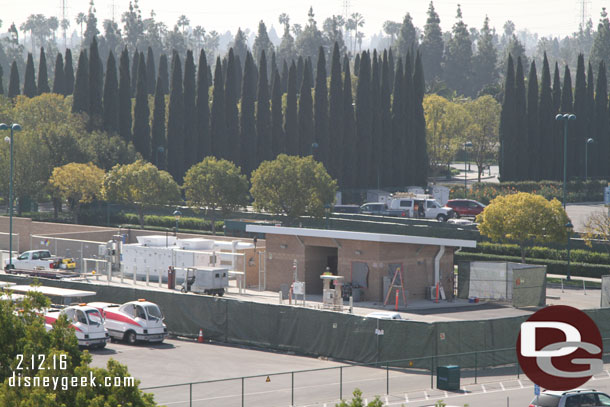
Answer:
[234,54,243,102]
[354,53,361,76]
[151,74,167,169]
[514,57,527,181]
[167,52,185,181]
[252,20,275,69]
[342,56,356,188]
[388,48,395,91]
[146,47,156,95]
[314,46,328,166]
[552,62,562,179]
[118,47,132,143]
[280,60,288,94]
[133,53,151,161]
[271,69,284,158]
[572,54,587,179]
[538,53,554,181]
[526,61,539,180]
[183,50,197,171]
[52,53,65,95]
[499,54,516,180]
[131,49,139,97]
[240,52,257,174]
[589,8,610,74]
[0,66,4,95]
[256,50,271,165]
[23,53,37,98]
[102,51,119,134]
[285,61,298,156]
[328,42,343,182]
[305,57,314,88]
[158,53,169,94]
[391,59,404,187]
[412,51,429,186]
[560,65,574,181]
[403,53,415,186]
[210,56,225,158]
[356,51,372,187]
[473,16,498,94]
[420,1,443,83]
[595,61,608,176]
[444,5,473,96]
[370,52,382,188]
[8,61,20,98]
[64,49,75,95]
[196,50,211,163]
[296,56,304,90]
[396,13,417,58]
[225,49,240,163]
[37,47,50,94]
[298,60,314,156]
[231,28,249,64]
[88,37,104,130]
[71,50,89,114]
[380,51,392,186]
[586,62,596,177]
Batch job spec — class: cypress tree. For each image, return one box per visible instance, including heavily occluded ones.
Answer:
[210,56,225,158]
[552,63,562,180]
[37,47,50,94]
[102,51,119,134]
[573,55,586,179]
[88,37,103,130]
[23,53,37,98]
[514,57,527,181]
[118,48,132,143]
[421,1,444,83]
[298,60,314,156]
[391,59,404,188]
[281,60,288,94]
[146,47,156,95]
[234,54,243,103]
[412,51,428,186]
[240,52,257,174]
[586,62,596,177]
[151,74,167,169]
[285,61,298,156]
[356,51,372,188]
[52,53,65,95]
[8,61,20,98]
[196,50,211,163]
[328,42,343,182]
[342,56,356,188]
[560,65,574,181]
[314,46,328,166]
[403,53,415,186]
[256,50,271,165]
[64,49,75,95]
[305,58,314,89]
[183,50,197,172]
[499,54,515,181]
[158,54,169,94]
[133,53,151,161]
[131,50,139,97]
[526,61,539,180]
[388,48,395,90]
[595,61,608,176]
[538,53,554,181]
[71,50,89,114]
[271,69,284,158]
[370,51,382,188]
[167,52,185,181]
[0,66,4,95]
[354,53,361,76]
[296,56,304,90]
[224,49,239,163]
[380,50,392,186]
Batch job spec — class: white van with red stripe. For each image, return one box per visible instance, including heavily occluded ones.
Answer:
[89,299,167,344]
[44,305,110,349]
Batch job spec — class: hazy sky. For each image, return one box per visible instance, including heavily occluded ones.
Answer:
[3,0,609,40]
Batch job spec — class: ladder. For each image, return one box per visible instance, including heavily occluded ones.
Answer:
[384,266,407,307]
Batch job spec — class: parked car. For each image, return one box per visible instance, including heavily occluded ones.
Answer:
[4,250,76,271]
[360,202,387,215]
[529,389,610,407]
[44,304,110,349]
[384,197,455,222]
[333,205,361,214]
[445,199,486,218]
[365,311,403,320]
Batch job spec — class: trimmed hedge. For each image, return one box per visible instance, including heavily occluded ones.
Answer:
[464,242,610,265]
[114,213,224,232]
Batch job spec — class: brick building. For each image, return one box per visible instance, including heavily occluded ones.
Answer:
[246,225,476,303]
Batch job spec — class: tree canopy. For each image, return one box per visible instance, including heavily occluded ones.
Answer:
[49,162,105,223]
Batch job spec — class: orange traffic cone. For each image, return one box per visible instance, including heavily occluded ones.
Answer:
[197,329,204,343]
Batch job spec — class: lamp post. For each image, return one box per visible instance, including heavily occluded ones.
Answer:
[555,114,576,209]
[310,142,319,157]
[585,138,594,181]
[0,123,22,269]
[156,146,165,170]
[565,221,573,281]
[463,141,473,198]
[173,209,182,236]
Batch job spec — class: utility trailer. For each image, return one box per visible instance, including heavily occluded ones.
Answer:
[180,266,229,296]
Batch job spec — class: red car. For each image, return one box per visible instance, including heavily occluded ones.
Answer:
[445,199,486,218]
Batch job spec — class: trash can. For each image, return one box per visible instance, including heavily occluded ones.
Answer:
[437,365,460,391]
[168,266,176,290]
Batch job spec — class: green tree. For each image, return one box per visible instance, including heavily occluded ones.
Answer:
[477,192,570,262]
[8,60,20,98]
[314,46,328,166]
[420,1,444,83]
[250,154,337,222]
[380,51,392,186]
[277,13,296,66]
[552,63,562,180]
[158,53,169,94]
[465,95,501,182]
[151,72,166,169]
[285,60,298,156]
[295,7,324,64]
[103,160,181,227]
[370,52,382,187]
[472,16,498,95]
[572,54,587,179]
[49,162,105,223]
[356,51,372,188]
[146,46,155,95]
[37,47,50,94]
[118,47,132,142]
[183,156,249,234]
[240,51,257,175]
[298,59,314,156]
[183,50,197,171]
[271,68,284,157]
[589,8,610,74]
[225,48,239,163]
[444,5,473,96]
[64,48,74,95]
[538,53,554,181]
[328,42,343,181]
[253,20,275,69]
[342,56,355,188]
[133,52,150,161]
[499,54,515,181]
[102,50,119,134]
[167,51,185,182]
[526,61,539,180]
[52,52,65,94]
[395,13,417,58]
[514,57,527,181]
[594,61,608,177]
[71,50,89,114]
[256,50,271,165]
[196,49,211,162]
[83,0,99,47]
[402,53,415,186]
[88,36,103,130]
[131,49,139,97]
[336,388,383,407]
[23,52,37,98]
[231,28,249,64]
[560,65,573,180]
[210,56,225,158]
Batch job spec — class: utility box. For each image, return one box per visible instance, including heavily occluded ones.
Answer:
[437,365,460,391]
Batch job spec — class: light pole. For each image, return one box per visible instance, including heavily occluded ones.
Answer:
[0,123,22,269]
[173,209,182,236]
[156,146,165,170]
[585,138,594,181]
[555,114,576,209]
[463,141,473,198]
[310,142,319,157]
[565,221,573,281]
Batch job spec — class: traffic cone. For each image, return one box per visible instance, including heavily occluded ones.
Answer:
[197,329,204,343]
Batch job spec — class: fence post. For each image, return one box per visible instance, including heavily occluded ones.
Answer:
[340,366,343,400]
[430,356,434,388]
[291,372,294,406]
[386,363,389,394]
[241,377,244,407]
[189,383,192,407]
[475,351,478,384]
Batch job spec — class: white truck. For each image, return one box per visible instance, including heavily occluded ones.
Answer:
[5,250,76,271]
[89,299,167,344]
[44,304,110,349]
[383,195,455,222]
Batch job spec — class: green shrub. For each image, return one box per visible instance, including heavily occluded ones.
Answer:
[464,242,610,265]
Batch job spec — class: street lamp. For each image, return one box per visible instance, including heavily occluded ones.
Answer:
[310,142,319,157]
[585,138,594,181]
[565,221,573,281]
[0,123,22,269]
[463,141,473,198]
[555,114,576,209]
[173,209,182,236]
[156,146,165,170]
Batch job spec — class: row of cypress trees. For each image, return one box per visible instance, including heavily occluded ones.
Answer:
[5,39,429,189]
[500,52,610,181]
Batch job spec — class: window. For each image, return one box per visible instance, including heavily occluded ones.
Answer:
[597,394,610,406]
[533,394,559,407]
[135,305,147,319]
[75,310,88,324]
[32,252,40,260]
[399,200,412,208]
[122,304,135,317]
[145,305,163,320]
[427,201,437,209]
[18,253,29,260]
[86,310,103,325]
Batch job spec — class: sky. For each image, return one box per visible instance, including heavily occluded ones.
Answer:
[2,0,608,41]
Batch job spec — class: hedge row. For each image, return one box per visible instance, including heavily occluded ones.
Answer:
[463,242,610,265]
[455,252,610,279]
[114,213,224,232]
